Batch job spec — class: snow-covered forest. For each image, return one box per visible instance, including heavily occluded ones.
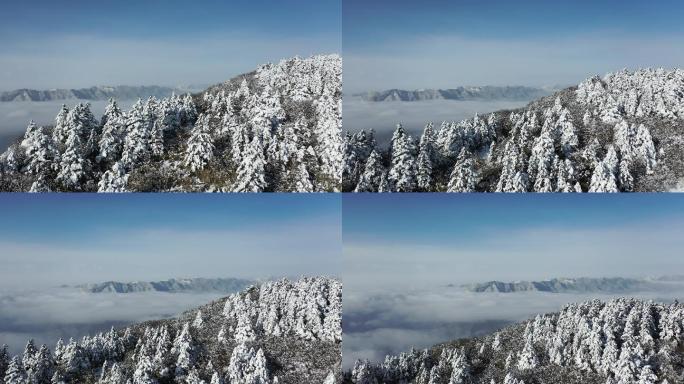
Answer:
[347,298,684,384]
[0,54,342,192]
[0,277,342,384]
[343,68,684,192]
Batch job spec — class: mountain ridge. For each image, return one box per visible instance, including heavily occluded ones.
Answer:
[74,277,257,294]
[0,85,206,102]
[354,86,554,102]
[460,276,667,293]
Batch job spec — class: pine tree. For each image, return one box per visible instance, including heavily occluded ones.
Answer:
[30,345,54,383]
[52,104,71,145]
[121,100,152,168]
[4,356,27,384]
[233,135,267,192]
[448,350,470,384]
[133,353,158,384]
[313,94,342,191]
[527,131,557,192]
[98,115,125,165]
[184,116,214,173]
[0,345,10,381]
[447,149,477,192]
[98,161,129,192]
[281,149,314,192]
[227,344,270,384]
[517,335,538,371]
[416,123,435,191]
[150,119,165,159]
[172,323,196,378]
[22,121,59,178]
[101,98,123,127]
[388,124,417,192]
[181,94,198,126]
[354,151,385,192]
[589,146,619,192]
[56,127,89,190]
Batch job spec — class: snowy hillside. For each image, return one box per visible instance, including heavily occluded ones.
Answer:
[0,86,201,103]
[462,277,660,294]
[355,86,551,102]
[0,277,342,384]
[0,54,342,192]
[346,298,684,384]
[76,278,256,294]
[343,68,684,192]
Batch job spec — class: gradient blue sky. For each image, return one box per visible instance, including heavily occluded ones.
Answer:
[343,194,684,290]
[0,194,341,289]
[0,0,340,90]
[343,0,684,92]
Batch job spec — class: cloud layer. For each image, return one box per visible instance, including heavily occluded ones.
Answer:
[0,288,225,355]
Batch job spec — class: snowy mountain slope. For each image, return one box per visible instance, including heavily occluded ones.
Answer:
[461,277,664,294]
[346,298,684,384]
[343,68,684,192]
[0,86,202,103]
[0,54,342,192]
[75,278,256,294]
[0,277,342,384]
[355,86,552,102]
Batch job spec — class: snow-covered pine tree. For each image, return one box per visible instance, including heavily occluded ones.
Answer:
[56,126,89,190]
[52,104,71,146]
[589,146,619,192]
[121,99,152,168]
[416,123,436,191]
[354,150,385,192]
[4,356,27,384]
[388,124,418,192]
[22,121,59,179]
[233,135,267,192]
[98,161,129,192]
[184,115,215,173]
[227,344,270,384]
[172,323,196,378]
[98,114,125,165]
[447,149,478,192]
[313,94,342,191]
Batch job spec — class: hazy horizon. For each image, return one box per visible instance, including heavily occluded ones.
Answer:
[343,0,684,94]
[0,1,340,91]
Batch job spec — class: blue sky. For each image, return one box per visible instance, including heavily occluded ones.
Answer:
[343,194,684,289]
[343,0,684,92]
[0,0,340,90]
[0,194,341,288]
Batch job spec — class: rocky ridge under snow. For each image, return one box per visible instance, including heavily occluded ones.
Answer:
[75,278,256,294]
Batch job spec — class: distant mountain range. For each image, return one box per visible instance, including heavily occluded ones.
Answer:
[75,277,256,294]
[0,85,205,102]
[459,276,683,293]
[354,86,554,102]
